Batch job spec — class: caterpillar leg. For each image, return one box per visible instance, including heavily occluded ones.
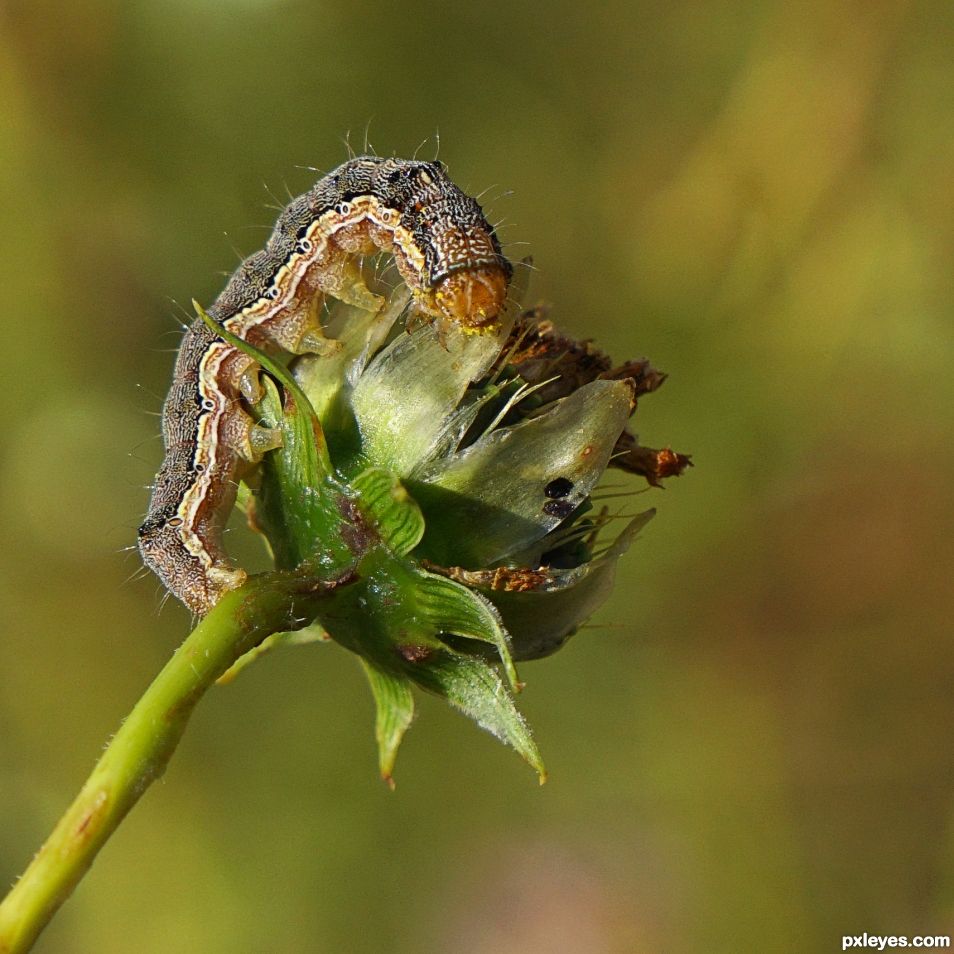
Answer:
[139,517,248,617]
[200,565,249,613]
[220,403,283,464]
[214,352,283,460]
[226,351,266,403]
[259,289,343,357]
[139,398,277,617]
[257,254,382,357]
[317,257,385,313]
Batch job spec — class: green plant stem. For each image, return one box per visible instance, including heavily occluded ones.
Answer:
[0,570,343,954]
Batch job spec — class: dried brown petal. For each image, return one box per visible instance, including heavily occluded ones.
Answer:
[611,431,693,486]
[495,309,667,413]
[423,562,555,592]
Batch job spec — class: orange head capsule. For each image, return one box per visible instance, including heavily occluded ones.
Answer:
[373,160,513,333]
[430,263,510,332]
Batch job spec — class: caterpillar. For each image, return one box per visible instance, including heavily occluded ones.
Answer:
[139,156,513,615]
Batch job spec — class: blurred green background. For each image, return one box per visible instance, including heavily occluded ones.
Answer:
[1,0,952,951]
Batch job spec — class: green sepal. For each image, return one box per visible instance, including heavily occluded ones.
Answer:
[309,544,537,778]
[216,623,330,684]
[402,652,545,783]
[253,377,353,572]
[316,548,520,691]
[350,468,425,556]
[358,659,415,787]
[411,570,520,691]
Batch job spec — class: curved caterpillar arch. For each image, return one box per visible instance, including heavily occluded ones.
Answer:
[139,155,513,615]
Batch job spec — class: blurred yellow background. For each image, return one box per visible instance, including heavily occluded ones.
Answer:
[1,0,952,951]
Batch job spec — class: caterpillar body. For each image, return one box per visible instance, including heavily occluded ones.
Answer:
[139,156,512,615]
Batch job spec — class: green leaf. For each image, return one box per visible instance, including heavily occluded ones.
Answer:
[403,653,545,783]
[359,659,415,787]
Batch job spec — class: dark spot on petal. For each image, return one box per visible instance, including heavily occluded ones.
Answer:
[543,499,576,520]
[544,477,574,499]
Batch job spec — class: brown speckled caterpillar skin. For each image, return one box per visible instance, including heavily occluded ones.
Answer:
[139,156,512,615]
